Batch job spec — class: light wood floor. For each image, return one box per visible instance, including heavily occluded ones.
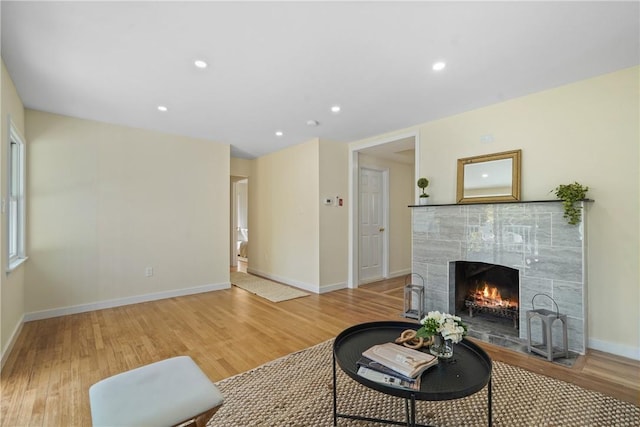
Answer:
[1,270,638,426]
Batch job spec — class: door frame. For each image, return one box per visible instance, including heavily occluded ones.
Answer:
[230,178,239,267]
[230,176,248,267]
[358,166,390,284]
[348,131,420,288]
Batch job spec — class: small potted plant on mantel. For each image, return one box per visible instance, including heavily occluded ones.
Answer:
[417,178,430,205]
[552,182,589,225]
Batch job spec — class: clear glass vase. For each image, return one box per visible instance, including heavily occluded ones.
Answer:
[429,335,453,359]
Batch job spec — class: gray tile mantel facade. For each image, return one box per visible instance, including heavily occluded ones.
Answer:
[412,201,587,354]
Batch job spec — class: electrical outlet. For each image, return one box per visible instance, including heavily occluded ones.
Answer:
[145,267,153,277]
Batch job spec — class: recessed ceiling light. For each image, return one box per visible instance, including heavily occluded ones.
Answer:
[432,61,446,71]
[482,173,489,178]
[275,130,283,137]
[330,105,341,114]
[194,60,208,69]
[157,105,168,112]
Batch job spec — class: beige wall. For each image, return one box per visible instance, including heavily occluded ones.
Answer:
[358,153,413,278]
[24,111,231,316]
[249,139,321,290]
[319,140,349,289]
[351,67,640,358]
[1,60,26,359]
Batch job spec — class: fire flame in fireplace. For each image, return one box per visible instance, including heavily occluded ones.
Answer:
[473,283,518,309]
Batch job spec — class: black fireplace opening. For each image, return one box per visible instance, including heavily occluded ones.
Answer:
[452,261,520,329]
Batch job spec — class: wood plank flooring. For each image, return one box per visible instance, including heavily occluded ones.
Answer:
[1,272,638,426]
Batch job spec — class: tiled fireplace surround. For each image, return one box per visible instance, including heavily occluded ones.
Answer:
[412,201,587,354]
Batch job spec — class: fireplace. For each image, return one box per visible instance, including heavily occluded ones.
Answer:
[452,261,519,328]
[412,201,588,354]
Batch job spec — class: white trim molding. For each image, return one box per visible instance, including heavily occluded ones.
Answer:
[588,338,640,361]
[1,316,24,371]
[24,282,230,322]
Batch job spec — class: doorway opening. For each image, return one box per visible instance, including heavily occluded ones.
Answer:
[231,177,248,271]
[349,133,418,288]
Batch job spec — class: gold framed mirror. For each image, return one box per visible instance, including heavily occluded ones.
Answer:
[456,149,521,203]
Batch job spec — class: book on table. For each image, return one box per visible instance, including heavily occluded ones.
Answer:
[356,356,417,382]
[356,366,421,391]
[362,342,438,379]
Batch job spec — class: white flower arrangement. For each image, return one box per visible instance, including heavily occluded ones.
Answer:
[416,311,468,344]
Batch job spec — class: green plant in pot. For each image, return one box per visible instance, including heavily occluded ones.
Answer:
[552,182,589,225]
[417,178,430,205]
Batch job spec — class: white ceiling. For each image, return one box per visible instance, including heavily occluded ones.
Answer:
[2,1,638,159]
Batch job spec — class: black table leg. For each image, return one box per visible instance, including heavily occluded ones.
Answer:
[410,395,417,427]
[404,399,409,427]
[333,352,337,426]
[488,376,492,427]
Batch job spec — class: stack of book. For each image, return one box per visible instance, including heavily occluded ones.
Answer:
[356,342,438,391]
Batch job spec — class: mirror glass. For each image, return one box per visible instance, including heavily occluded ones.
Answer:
[456,150,521,203]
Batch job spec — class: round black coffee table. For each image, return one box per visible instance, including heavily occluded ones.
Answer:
[333,321,492,426]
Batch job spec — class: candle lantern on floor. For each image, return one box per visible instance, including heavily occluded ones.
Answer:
[403,273,425,320]
[526,293,569,361]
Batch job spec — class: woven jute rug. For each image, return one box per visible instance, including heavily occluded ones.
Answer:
[230,272,310,302]
[210,339,639,426]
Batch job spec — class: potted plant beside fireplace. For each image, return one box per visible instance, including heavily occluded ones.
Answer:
[417,177,430,205]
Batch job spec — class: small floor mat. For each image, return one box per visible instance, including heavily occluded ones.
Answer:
[230,272,310,302]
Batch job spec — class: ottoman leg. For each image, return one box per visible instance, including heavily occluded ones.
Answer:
[178,405,221,427]
[194,406,221,427]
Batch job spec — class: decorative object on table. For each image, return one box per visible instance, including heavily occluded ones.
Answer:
[415,311,467,359]
[551,182,589,225]
[417,177,430,205]
[430,334,454,359]
[394,329,434,349]
[362,342,438,378]
[402,273,425,320]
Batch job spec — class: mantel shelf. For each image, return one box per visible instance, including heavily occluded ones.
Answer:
[409,199,594,208]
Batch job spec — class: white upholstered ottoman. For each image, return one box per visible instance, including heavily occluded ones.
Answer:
[89,356,223,427]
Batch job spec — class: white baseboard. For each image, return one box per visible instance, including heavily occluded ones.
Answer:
[246,267,321,294]
[357,269,411,287]
[588,337,640,361]
[24,282,231,322]
[388,268,411,279]
[319,281,347,294]
[1,316,24,371]
[244,267,346,294]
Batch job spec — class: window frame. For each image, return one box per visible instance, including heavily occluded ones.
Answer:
[7,119,27,272]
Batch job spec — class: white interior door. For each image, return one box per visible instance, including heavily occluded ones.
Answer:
[359,168,385,282]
